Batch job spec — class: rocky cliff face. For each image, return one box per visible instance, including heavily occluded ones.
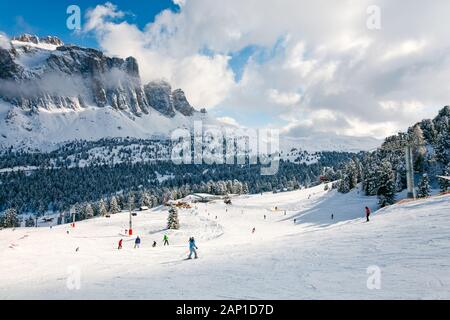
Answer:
[0,34,197,118]
[12,34,64,46]
[144,80,196,118]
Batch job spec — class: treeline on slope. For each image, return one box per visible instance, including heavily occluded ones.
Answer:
[337,106,450,207]
[0,137,172,169]
[0,151,354,225]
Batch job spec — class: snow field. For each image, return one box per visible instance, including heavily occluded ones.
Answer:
[0,184,449,299]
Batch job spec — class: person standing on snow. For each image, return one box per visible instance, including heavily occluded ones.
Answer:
[152,241,157,248]
[252,227,256,234]
[134,236,141,249]
[365,207,371,222]
[163,235,169,246]
[118,239,123,250]
[188,237,198,259]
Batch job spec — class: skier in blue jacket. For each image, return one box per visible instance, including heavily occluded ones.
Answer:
[134,236,141,249]
[188,237,198,259]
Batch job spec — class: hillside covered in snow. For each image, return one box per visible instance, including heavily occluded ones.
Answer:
[1,184,448,299]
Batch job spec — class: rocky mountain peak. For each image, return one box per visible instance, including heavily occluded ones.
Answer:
[172,88,196,116]
[144,80,175,117]
[143,80,196,118]
[40,36,64,46]
[12,34,64,47]
[0,36,197,119]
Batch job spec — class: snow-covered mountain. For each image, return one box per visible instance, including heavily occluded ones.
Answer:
[0,34,380,152]
[0,34,211,150]
[1,34,198,117]
[281,133,381,153]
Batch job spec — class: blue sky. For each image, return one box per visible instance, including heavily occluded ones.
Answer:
[0,0,179,48]
[0,0,252,81]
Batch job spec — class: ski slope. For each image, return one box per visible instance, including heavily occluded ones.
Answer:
[0,184,449,299]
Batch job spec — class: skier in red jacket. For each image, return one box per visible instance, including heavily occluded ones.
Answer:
[118,239,123,250]
[365,207,371,222]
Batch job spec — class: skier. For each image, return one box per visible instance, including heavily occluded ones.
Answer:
[188,237,198,259]
[294,219,297,224]
[252,227,256,234]
[365,207,371,222]
[152,241,157,248]
[163,235,169,246]
[118,239,123,250]
[134,236,141,249]
[264,215,267,220]
[331,214,334,220]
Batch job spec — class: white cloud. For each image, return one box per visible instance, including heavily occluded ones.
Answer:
[216,116,240,127]
[84,3,234,108]
[84,2,124,32]
[172,0,187,7]
[268,89,301,106]
[0,32,11,49]
[381,40,427,61]
[83,0,450,139]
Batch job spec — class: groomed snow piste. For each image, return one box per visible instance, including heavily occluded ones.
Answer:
[0,184,449,299]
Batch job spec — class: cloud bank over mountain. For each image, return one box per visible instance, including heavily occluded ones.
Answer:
[81,0,450,139]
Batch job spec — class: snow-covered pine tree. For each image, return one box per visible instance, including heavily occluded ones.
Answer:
[394,163,407,192]
[347,159,359,189]
[162,191,173,205]
[304,174,311,188]
[377,160,396,208]
[98,199,107,216]
[150,195,159,208]
[216,181,227,195]
[37,202,46,217]
[417,174,431,198]
[85,203,94,218]
[337,177,350,193]
[167,207,180,230]
[226,180,233,194]
[232,180,243,194]
[110,196,120,214]
[435,132,450,167]
[139,192,151,208]
[25,216,36,227]
[363,162,379,196]
[242,182,250,194]
[1,208,20,228]
[438,164,449,192]
[74,202,84,220]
